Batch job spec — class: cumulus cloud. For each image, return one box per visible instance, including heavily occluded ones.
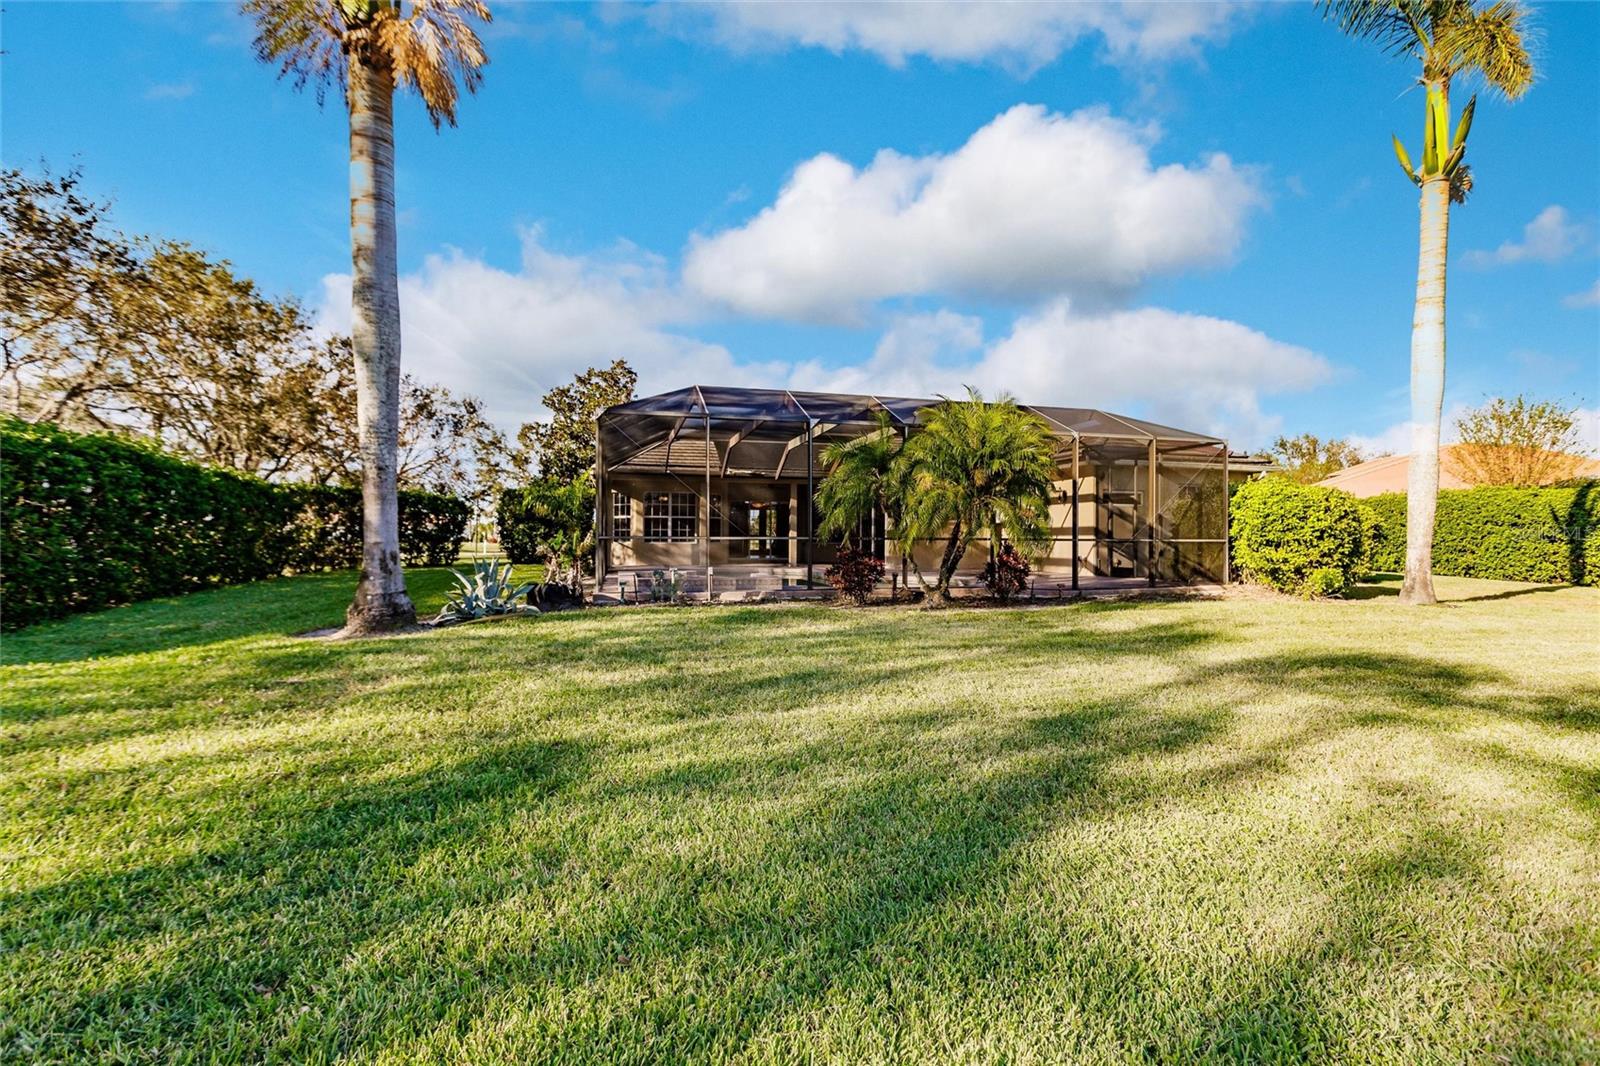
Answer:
[1465,205,1589,268]
[684,104,1262,323]
[1562,279,1600,309]
[649,1,1247,72]
[790,302,1330,443]
[314,229,783,428]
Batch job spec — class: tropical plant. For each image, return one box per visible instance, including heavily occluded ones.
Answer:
[650,568,685,604]
[1320,0,1533,604]
[246,0,492,633]
[496,476,595,590]
[891,390,1057,606]
[436,559,533,624]
[816,411,904,545]
[981,542,1032,603]
[824,547,886,606]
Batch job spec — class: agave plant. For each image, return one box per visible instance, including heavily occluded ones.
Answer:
[435,560,535,625]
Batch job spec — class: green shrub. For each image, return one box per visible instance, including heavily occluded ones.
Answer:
[1229,478,1380,598]
[1,417,468,629]
[1364,483,1598,584]
[495,477,594,582]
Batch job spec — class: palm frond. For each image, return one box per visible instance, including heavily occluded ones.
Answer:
[1433,1,1534,97]
[242,0,491,126]
[1318,0,1428,58]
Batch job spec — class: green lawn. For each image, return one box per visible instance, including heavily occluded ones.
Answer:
[3,572,1597,1064]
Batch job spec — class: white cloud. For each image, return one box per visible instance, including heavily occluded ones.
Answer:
[1562,279,1600,309]
[684,104,1262,323]
[144,81,195,101]
[651,1,1247,72]
[1465,205,1588,268]
[790,302,1330,444]
[1343,401,1600,459]
[313,229,783,429]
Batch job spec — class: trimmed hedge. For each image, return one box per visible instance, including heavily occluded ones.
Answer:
[1,417,467,629]
[1364,484,1599,585]
[1229,478,1381,597]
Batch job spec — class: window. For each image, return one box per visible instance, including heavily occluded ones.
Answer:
[644,491,697,542]
[611,491,631,540]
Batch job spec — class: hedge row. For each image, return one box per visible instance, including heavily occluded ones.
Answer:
[1,417,468,629]
[1364,484,1599,585]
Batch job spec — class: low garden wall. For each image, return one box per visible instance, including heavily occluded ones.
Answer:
[1,417,468,629]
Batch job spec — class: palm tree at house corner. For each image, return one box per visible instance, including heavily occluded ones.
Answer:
[246,0,491,632]
[1321,0,1532,605]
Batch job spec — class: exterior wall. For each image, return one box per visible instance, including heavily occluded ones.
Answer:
[606,474,809,570]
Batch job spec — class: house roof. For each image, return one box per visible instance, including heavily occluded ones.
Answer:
[1315,445,1600,497]
[601,385,1223,444]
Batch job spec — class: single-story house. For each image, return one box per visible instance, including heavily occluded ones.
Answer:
[594,386,1258,600]
[1316,445,1600,497]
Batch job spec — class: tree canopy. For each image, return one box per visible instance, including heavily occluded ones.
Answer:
[515,360,637,483]
[1270,434,1371,484]
[1448,395,1594,487]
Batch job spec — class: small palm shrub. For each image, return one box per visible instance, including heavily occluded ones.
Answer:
[650,568,685,604]
[1230,478,1381,598]
[825,548,886,605]
[436,560,535,624]
[981,542,1031,603]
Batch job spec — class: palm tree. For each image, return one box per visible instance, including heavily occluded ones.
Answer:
[816,411,903,544]
[891,390,1057,606]
[815,411,907,592]
[246,0,491,632]
[1321,0,1532,605]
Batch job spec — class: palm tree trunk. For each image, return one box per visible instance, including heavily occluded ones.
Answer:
[931,521,964,607]
[1400,172,1450,606]
[344,54,416,633]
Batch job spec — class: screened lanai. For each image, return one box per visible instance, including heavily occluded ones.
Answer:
[594,385,1233,599]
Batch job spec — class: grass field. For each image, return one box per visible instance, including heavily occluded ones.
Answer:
[3,571,1597,1064]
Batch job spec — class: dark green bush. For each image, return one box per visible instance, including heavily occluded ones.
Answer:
[1,417,468,629]
[496,478,594,579]
[1229,478,1381,598]
[1364,483,1598,584]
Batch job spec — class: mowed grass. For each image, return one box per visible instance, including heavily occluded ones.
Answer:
[2,572,1597,1064]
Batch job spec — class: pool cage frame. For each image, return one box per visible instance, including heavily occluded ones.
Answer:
[594,386,1231,596]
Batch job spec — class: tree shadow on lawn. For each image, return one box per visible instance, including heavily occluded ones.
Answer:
[0,567,496,668]
[2,612,1231,1061]
[8,618,1596,1060]
[1347,575,1581,603]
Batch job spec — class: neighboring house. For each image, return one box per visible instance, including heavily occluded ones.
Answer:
[1316,445,1600,497]
[594,386,1246,597]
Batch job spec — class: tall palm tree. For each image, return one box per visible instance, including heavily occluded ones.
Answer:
[1321,0,1532,604]
[246,0,491,632]
[891,390,1057,606]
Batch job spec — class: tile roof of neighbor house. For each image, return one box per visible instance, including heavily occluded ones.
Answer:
[1316,445,1600,497]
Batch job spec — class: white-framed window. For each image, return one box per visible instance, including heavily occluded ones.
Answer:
[611,490,632,540]
[644,491,697,542]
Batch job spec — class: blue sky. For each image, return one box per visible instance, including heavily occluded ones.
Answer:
[3,0,1597,449]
